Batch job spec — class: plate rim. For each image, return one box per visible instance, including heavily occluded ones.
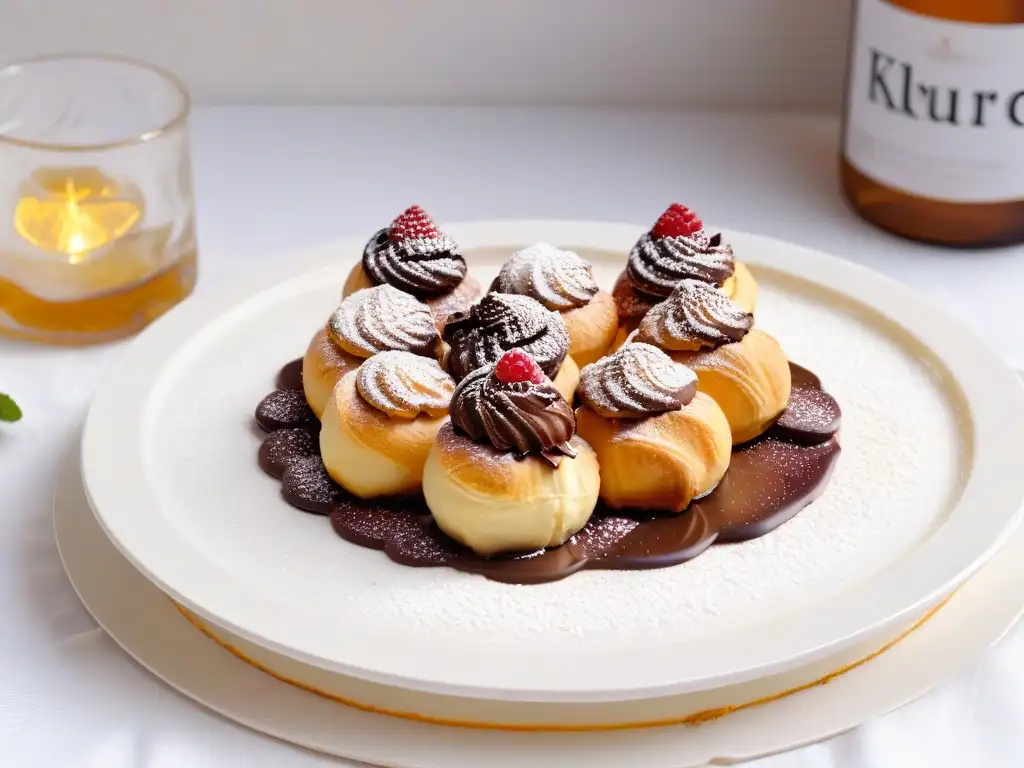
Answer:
[81,219,1024,701]
[58,433,1024,767]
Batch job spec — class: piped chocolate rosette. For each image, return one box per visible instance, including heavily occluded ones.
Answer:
[575,343,732,512]
[612,204,757,347]
[577,342,697,420]
[303,284,442,418]
[627,205,735,297]
[342,205,482,322]
[491,243,619,367]
[442,292,580,401]
[423,349,601,555]
[636,279,790,444]
[450,350,578,467]
[636,278,753,352]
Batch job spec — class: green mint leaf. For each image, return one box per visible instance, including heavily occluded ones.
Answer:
[0,393,22,422]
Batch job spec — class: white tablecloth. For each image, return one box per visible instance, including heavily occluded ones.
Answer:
[3,108,1024,768]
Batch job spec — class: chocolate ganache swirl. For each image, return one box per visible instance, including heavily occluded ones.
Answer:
[626,229,735,297]
[362,205,467,298]
[450,365,577,466]
[637,279,753,351]
[491,242,599,311]
[443,293,570,381]
[578,342,697,419]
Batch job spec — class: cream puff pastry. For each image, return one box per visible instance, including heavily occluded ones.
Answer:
[442,292,580,402]
[320,351,456,499]
[609,203,757,351]
[423,350,600,556]
[491,242,618,367]
[342,205,481,324]
[302,284,441,418]
[636,279,791,444]
[575,343,732,513]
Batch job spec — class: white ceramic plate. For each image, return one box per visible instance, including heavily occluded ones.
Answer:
[81,221,1024,702]
[58,439,1024,767]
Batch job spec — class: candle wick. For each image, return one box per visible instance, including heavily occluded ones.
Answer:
[63,178,88,259]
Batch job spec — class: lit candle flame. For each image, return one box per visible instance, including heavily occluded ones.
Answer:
[63,179,90,263]
[13,167,143,263]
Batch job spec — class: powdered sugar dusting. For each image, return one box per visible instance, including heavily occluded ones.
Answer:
[259,427,317,478]
[362,207,466,297]
[612,271,660,320]
[443,293,570,380]
[356,350,455,419]
[160,249,964,657]
[571,516,640,558]
[638,279,752,350]
[281,457,341,514]
[775,386,842,442]
[255,390,315,432]
[332,502,420,548]
[493,242,599,311]
[626,230,735,296]
[328,285,438,358]
[578,342,696,418]
[308,274,961,650]
[387,522,459,567]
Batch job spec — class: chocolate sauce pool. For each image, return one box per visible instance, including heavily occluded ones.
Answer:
[256,359,841,584]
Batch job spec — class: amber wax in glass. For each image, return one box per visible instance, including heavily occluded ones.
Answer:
[0,55,197,344]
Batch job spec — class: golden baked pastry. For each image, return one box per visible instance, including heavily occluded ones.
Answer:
[341,205,481,324]
[302,284,440,418]
[301,329,361,419]
[320,353,456,499]
[552,354,580,404]
[575,343,731,512]
[636,279,790,444]
[423,350,600,555]
[668,329,792,445]
[491,242,619,367]
[442,292,579,401]
[720,261,757,314]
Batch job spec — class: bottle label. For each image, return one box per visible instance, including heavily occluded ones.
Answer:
[844,0,1024,202]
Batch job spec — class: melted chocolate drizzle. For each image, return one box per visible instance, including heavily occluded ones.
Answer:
[257,359,840,585]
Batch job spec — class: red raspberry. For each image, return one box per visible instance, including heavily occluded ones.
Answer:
[651,203,703,239]
[494,349,546,384]
[389,205,442,242]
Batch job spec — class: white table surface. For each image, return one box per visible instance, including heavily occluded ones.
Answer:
[2,107,1023,767]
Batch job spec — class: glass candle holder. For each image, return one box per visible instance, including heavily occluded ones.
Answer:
[0,54,197,344]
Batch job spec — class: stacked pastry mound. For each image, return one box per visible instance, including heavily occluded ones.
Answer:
[257,202,839,563]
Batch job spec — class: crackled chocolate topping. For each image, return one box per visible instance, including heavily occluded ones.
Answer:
[578,343,697,418]
[256,359,840,584]
[626,230,735,297]
[443,293,570,381]
[362,216,466,298]
[328,285,440,358]
[637,279,753,351]
[491,243,599,311]
[450,366,576,466]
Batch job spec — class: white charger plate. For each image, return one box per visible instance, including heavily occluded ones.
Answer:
[81,221,1024,702]
[57,438,1024,767]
